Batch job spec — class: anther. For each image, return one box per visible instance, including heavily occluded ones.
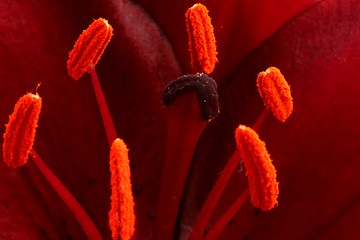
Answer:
[162,73,219,120]
[235,125,279,211]
[67,18,113,80]
[3,93,42,168]
[185,4,218,74]
[109,138,135,240]
[256,67,293,122]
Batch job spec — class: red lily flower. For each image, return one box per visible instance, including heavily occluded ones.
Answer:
[0,0,359,239]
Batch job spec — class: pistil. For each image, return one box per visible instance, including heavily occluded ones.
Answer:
[154,74,219,239]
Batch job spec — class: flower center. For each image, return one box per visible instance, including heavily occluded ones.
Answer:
[2,3,294,240]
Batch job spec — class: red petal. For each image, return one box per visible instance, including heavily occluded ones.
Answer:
[2,0,358,239]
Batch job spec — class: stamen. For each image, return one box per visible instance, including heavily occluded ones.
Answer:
[154,74,219,239]
[185,4,218,74]
[3,93,41,168]
[235,125,279,211]
[2,93,102,239]
[256,67,293,122]
[67,18,117,145]
[109,138,135,240]
[67,18,113,80]
[189,110,270,239]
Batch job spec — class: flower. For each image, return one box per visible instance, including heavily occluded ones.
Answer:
[0,0,359,239]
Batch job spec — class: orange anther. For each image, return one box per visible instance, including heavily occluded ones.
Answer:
[67,18,113,80]
[109,138,135,240]
[3,93,42,168]
[256,67,293,122]
[185,3,218,74]
[235,125,279,211]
